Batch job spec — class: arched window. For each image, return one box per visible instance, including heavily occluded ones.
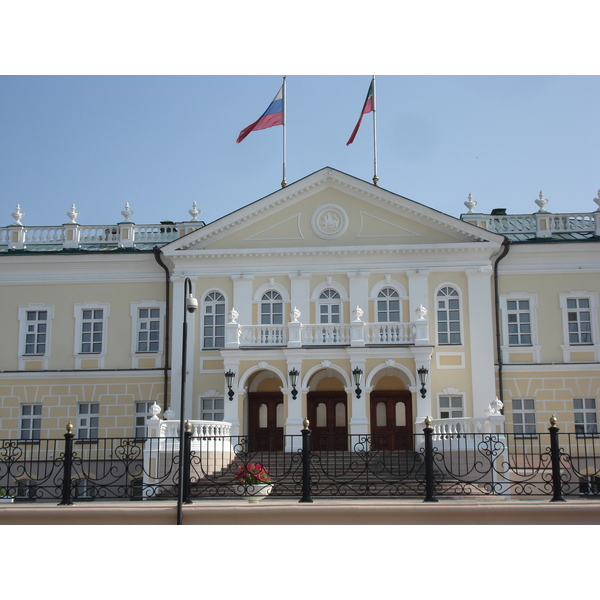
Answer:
[261,291,283,325]
[377,287,401,322]
[319,289,341,324]
[203,292,225,349]
[437,286,461,345]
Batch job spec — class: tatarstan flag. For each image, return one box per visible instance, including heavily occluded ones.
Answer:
[346,78,375,146]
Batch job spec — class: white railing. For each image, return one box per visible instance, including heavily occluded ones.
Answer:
[427,415,505,441]
[1,222,197,250]
[365,323,414,344]
[462,211,599,237]
[239,325,288,346]
[301,324,351,345]
[233,321,418,347]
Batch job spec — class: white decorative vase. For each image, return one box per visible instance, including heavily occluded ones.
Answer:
[235,483,273,503]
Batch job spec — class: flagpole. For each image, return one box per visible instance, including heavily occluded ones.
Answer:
[372,75,379,186]
[281,75,287,188]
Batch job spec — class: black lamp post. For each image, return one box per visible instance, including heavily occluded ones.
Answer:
[352,367,363,398]
[289,368,299,400]
[177,277,197,526]
[225,369,236,401]
[418,366,429,399]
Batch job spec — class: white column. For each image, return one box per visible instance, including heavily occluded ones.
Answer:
[231,274,254,325]
[407,269,430,324]
[410,346,433,422]
[347,354,368,437]
[222,357,241,437]
[283,354,304,449]
[466,266,497,417]
[348,271,370,321]
[289,272,311,324]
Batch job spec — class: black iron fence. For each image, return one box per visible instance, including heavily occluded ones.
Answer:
[1,419,600,505]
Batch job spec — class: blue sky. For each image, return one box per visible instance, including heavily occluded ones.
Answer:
[2,74,600,228]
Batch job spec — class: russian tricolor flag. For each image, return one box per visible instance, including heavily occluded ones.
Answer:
[236,86,284,143]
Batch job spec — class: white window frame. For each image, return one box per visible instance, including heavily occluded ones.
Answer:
[18,304,54,370]
[574,398,598,437]
[200,397,225,422]
[318,289,341,324]
[20,404,42,441]
[438,394,464,419]
[74,302,109,368]
[512,398,537,437]
[376,287,401,323]
[202,291,226,349]
[559,293,599,362]
[77,403,99,440]
[134,401,155,438]
[435,285,463,346]
[499,293,540,363]
[260,291,284,325]
[130,301,165,367]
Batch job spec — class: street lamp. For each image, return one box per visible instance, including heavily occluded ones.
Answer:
[289,368,299,400]
[225,369,236,401]
[418,366,429,399]
[352,367,363,398]
[178,277,197,525]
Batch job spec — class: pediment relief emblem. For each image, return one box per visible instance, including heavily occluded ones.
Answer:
[311,204,348,240]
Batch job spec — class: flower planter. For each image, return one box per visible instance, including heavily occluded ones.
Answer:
[234,483,273,503]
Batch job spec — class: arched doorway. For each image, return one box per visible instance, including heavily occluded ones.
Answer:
[307,371,348,451]
[247,371,284,451]
[369,373,413,451]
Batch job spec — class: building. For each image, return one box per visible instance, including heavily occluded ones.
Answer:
[1,167,599,447]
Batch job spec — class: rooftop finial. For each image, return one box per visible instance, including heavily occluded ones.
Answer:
[66,204,79,224]
[120,202,133,222]
[535,191,548,213]
[11,204,24,226]
[464,193,477,213]
[188,201,200,221]
[594,190,600,212]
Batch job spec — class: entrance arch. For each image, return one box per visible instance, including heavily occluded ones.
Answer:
[369,370,414,451]
[306,369,348,451]
[247,371,284,451]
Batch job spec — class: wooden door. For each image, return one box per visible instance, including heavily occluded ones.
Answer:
[370,390,413,450]
[248,392,284,451]
[307,391,348,451]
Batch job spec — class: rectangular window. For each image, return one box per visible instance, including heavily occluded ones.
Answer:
[439,395,463,419]
[137,308,161,352]
[81,309,104,353]
[20,405,42,440]
[201,398,224,421]
[24,310,48,355]
[135,401,154,438]
[567,298,592,345]
[574,398,598,437]
[507,300,532,346]
[78,403,99,439]
[512,398,536,436]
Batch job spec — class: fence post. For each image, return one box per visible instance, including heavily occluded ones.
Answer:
[548,415,566,502]
[299,418,313,503]
[59,422,74,506]
[183,421,193,505]
[423,416,438,503]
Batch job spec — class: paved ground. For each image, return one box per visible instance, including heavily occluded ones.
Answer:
[1,496,599,525]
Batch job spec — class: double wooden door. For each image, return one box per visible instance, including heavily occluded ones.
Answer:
[370,390,413,450]
[307,391,348,451]
[248,392,284,451]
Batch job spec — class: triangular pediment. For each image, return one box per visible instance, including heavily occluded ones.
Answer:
[162,168,504,258]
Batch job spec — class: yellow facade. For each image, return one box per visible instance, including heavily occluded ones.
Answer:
[1,168,598,443]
